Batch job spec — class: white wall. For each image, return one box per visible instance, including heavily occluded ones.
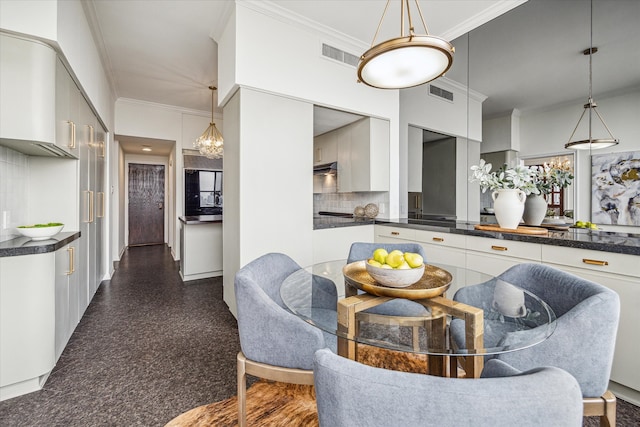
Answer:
[519,89,640,233]
[222,88,314,314]
[114,99,211,260]
[399,78,485,218]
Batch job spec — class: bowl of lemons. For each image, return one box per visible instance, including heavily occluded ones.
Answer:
[365,248,425,288]
[16,223,64,241]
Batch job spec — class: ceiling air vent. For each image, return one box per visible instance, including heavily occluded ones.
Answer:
[429,84,454,102]
[322,43,359,67]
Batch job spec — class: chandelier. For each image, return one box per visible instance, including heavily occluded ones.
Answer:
[565,0,618,150]
[357,0,454,89]
[195,86,224,159]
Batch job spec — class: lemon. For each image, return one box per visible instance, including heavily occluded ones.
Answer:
[373,248,388,264]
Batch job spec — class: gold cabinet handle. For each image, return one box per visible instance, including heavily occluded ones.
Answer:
[68,121,76,149]
[583,258,609,266]
[432,237,444,242]
[66,246,75,275]
[97,192,105,218]
[89,190,95,223]
[391,231,400,236]
[491,245,508,251]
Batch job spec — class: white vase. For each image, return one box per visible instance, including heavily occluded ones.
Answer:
[523,194,548,226]
[491,189,526,229]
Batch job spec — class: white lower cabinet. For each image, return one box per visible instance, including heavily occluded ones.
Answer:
[465,235,542,276]
[542,245,640,395]
[313,225,374,263]
[414,229,466,267]
[0,242,79,401]
[54,244,79,360]
[180,222,223,281]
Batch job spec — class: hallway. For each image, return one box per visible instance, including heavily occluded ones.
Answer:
[0,245,240,426]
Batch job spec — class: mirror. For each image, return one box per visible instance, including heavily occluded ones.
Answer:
[427,0,639,223]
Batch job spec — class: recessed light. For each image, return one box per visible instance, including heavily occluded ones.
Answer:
[142,146,152,152]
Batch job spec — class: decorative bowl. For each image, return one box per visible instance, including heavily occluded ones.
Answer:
[365,261,425,288]
[16,223,64,241]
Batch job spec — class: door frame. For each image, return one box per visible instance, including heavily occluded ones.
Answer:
[124,155,169,248]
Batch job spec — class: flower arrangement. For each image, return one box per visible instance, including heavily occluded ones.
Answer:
[469,160,538,195]
[528,163,574,195]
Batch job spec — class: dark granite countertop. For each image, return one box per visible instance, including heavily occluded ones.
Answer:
[374,218,640,256]
[313,215,375,229]
[0,232,81,258]
[179,215,223,225]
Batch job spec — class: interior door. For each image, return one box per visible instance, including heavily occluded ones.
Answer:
[128,163,165,246]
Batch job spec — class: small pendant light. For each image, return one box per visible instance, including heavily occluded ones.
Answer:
[195,86,224,159]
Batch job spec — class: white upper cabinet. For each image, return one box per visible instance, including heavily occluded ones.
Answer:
[55,58,81,158]
[313,131,338,166]
[0,33,56,150]
[338,117,390,193]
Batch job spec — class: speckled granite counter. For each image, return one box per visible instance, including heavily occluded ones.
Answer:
[374,218,640,256]
[0,232,81,258]
[179,215,223,224]
[313,216,375,229]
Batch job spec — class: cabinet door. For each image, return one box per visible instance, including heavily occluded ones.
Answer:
[54,245,71,360]
[55,58,80,158]
[78,99,95,315]
[94,123,106,288]
[368,117,389,192]
[314,131,337,165]
[336,125,352,192]
[0,33,56,145]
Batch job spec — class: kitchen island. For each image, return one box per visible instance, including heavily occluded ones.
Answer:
[179,215,223,281]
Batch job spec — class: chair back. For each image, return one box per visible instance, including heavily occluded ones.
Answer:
[458,263,620,398]
[347,242,427,264]
[313,349,583,427]
[234,253,328,369]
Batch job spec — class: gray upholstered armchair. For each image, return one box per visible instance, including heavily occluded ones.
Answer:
[452,263,620,426]
[313,348,583,427]
[234,253,337,427]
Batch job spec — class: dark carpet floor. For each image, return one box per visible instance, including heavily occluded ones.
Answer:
[0,244,638,426]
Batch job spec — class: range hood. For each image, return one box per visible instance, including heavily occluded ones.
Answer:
[0,138,77,159]
[313,162,337,175]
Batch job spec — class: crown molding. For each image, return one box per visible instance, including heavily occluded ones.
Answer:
[435,77,488,103]
[208,0,235,42]
[238,0,369,53]
[440,0,528,41]
[117,97,221,120]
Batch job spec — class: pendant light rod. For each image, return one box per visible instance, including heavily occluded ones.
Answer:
[565,0,618,150]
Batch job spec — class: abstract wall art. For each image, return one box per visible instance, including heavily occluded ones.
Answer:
[591,150,640,225]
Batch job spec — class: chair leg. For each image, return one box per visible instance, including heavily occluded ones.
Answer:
[583,390,616,427]
[237,352,247,427]
[600,390,616,427]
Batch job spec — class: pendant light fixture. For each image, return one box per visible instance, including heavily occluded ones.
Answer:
[357,0,454,89]
[565,0,618,150]
[195,86,224,159]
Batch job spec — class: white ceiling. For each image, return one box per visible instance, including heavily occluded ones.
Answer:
[88,0,640,151]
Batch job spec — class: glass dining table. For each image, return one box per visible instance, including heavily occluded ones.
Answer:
[280,260,557,378]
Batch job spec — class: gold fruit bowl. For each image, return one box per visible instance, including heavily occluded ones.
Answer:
[365,262,425,288]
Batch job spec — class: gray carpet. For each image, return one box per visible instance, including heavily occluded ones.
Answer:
[0,244,638,426]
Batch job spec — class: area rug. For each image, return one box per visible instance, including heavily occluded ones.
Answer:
[164,380,318,427]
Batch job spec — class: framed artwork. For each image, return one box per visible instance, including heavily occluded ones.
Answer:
[591,150,640,225]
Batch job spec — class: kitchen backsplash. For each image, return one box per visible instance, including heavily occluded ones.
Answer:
[314,191,388,217]
[0,146,29,242]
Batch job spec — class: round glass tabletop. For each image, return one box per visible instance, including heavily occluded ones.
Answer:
[280,260,556,358]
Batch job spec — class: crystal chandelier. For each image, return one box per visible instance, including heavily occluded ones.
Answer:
[195,86,224,159]
[357,0,454,89]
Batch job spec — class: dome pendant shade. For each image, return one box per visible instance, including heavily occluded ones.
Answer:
[357,0,454,89]
[358,35,454,89]
[194,86,224,159]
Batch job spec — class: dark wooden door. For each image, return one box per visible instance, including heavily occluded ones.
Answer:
[128,163,165,246]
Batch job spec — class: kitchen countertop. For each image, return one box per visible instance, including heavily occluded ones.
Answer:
[313,214,640,256]
[0,232,81,258]
[179,215,223,225]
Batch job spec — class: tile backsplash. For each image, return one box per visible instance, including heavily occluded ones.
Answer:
[314,191,389,217]
[0,146,29,242]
